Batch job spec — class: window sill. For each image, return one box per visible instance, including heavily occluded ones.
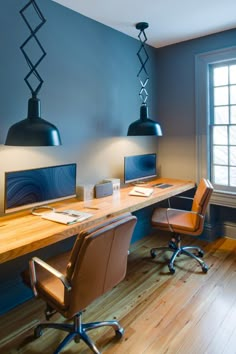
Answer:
[210,190,236,208]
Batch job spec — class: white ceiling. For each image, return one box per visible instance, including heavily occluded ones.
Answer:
[53,0,236,48]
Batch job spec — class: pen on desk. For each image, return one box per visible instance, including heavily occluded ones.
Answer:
[84,206,99,210]
[134,190,145,195]
[56,211,79,217]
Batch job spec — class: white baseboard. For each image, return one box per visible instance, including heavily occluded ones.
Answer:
[223,222,236,240]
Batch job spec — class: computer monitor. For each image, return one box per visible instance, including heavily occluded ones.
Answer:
[4,163,77,213]
[124,153,157,184]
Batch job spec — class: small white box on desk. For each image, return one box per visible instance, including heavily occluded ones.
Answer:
[76,184,94,201]
[103,178,120,192]
[95,181,113,198]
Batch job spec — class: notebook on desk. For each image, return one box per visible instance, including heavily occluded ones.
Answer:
[152,183,173,189]
[129,186,154,197]
[42,210,93,225]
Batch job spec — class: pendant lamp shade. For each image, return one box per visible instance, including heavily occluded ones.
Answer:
[5,0,61,146]
[5,97,61,146]
[128,103,162,136]
[127,22,162,136]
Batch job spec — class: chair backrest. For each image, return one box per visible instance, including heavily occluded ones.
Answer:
[191,178,213,232]
[65,213,137,318]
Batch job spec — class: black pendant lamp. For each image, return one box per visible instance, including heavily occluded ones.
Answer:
[127,22,162,136]
[5,0,61,146]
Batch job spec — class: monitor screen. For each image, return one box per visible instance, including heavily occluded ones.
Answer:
[124,153,157,184]
[4,163,76,213]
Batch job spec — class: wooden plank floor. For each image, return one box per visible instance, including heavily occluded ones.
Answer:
[1,232,236,354]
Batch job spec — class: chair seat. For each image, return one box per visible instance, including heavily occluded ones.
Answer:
[150,178,213,274]
[152,207,199,234]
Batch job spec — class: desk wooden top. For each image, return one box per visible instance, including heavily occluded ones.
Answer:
[0,178,195,264]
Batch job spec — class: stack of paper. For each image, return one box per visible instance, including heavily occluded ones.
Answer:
[129,186,153,197]
[42,210,92,225]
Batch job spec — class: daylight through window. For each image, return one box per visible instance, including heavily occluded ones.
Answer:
[209,61,236,192]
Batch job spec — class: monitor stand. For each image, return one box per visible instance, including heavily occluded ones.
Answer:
[133,180,149,186]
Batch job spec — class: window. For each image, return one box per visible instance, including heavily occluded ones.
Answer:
[209,62,236,192]
[195,46,236,207]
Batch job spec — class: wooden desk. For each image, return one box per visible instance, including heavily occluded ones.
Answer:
[0,178,195,264]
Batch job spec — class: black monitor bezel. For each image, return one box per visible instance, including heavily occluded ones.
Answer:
[124,153,157,184]
[4,163,77,213]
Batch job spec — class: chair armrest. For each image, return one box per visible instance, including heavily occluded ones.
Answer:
[165,207,174,232]
[167,195,194,209]
[165,208,204,232]
[29,257,72,297]
[171,195,194,201]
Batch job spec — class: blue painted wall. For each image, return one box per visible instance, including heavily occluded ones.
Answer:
[0,0,236,315]
[0,0,160,206]
[0,0,159,315]
[0,0,159,143]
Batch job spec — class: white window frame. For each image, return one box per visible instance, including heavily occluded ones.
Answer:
[195,46,236,208]
[209,61,236,192]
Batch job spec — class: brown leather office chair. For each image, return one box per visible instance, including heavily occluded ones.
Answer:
[28,213,137,354]
[150,178,213,274]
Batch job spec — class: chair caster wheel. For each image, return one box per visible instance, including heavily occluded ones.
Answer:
[34,326,43,339]
[197,250,204,257]
[115,328,124,339]
[202,264,208,273]
[74,335,81,343]
[168,265,175,274]
[169,241,176,250]
[150,249,156,258]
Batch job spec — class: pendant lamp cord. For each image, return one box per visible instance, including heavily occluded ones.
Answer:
[136,22,149,105]
[20,0,46,98]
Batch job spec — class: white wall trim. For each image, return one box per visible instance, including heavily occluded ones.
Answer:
[210,191,236,208]
[223,222,236,239]
[195,46,236,207]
